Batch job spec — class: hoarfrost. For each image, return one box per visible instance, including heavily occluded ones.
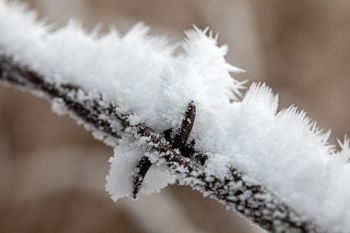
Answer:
[105,136,176,201]
[1,1,350,232]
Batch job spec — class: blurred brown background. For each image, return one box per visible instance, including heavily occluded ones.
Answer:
[0,0,349,233]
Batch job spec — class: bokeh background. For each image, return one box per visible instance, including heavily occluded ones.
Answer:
[1,0,349,232]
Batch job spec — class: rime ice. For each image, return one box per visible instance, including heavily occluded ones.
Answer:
[0,1,350,233]
[105,136,176,201]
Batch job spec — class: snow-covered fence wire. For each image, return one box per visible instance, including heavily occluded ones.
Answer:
[0,1,349,233]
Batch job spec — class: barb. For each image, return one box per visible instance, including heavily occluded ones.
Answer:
[132,101,199,198]
[132,156,152,198]
[173,101,196,151]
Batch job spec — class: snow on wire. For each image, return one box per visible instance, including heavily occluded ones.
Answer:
[0,1,349,233]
